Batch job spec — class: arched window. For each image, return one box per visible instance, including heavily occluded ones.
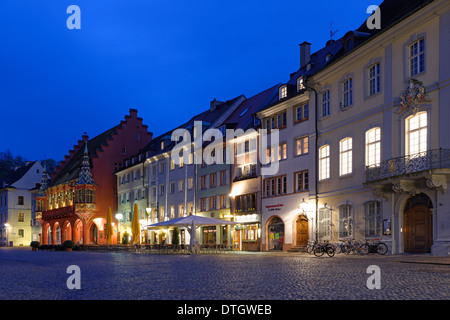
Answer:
[406,111,427,156]
[365,128,381,167]
[319,145,330,180]
[339,138,352,176]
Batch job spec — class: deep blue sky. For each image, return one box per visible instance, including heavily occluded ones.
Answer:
[0,0,382,162]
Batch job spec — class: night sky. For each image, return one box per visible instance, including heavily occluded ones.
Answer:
[0,0,382,162]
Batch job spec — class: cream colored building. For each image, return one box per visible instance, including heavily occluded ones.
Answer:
[0,161,44,246]
[307,0,449,255]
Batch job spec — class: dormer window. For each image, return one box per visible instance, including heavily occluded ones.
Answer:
[325,53,332,62]
[161,141,164,150]
[297,77,305,92]
[279,85,287,100]
[306,63,311,71]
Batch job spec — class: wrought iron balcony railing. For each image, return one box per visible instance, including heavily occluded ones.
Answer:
[365,149,450,183]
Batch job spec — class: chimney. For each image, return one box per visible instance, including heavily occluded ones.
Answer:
[210,98,223,111]
[299,41,311,69]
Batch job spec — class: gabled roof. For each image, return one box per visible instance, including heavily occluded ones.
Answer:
[224,85,280,131]
[49,127,119,187]
[0,161,39,188]
[126,95,245,165]
[259,0,435,112]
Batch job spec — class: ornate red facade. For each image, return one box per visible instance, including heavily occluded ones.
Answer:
[36,109,152,245]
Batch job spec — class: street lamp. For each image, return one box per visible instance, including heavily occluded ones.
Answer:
[115,213,123,244]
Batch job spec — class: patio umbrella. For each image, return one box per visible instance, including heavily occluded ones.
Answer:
[147,215,238,228]
[106,207,113,244]
[131,203,141,244]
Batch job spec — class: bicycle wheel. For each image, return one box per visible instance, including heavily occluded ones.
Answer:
[326,246,335,257]
[359,244,369,255]
[344,245,353,254]
[377,243,388,255]
[314,246,325,257]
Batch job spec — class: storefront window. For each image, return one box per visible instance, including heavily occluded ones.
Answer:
[202,226,216,244]
[268,217,284,250]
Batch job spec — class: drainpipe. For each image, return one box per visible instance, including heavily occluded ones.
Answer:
[303,76,319,241]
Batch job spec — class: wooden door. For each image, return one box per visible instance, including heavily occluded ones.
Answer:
[296,216,309,246]
[404,206,432,253]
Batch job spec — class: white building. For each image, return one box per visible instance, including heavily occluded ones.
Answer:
[308,0,450,255]
[0,161,44,246]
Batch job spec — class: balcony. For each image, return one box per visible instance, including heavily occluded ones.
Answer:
[42,206,75,220]
[365,149,450,184]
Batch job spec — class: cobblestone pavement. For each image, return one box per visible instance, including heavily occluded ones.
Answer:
[0,247,448,300]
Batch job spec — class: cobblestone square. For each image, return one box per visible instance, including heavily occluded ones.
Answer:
[0,248,449,300]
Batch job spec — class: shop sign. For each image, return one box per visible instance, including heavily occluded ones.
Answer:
[265,204,283,212]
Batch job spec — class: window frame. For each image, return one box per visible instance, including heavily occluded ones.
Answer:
[365,127,381,168]
[339,137,353,176]
[319,145,330,181]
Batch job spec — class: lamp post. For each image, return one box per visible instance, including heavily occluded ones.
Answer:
[145,207,151,244]
[115,213,123,244]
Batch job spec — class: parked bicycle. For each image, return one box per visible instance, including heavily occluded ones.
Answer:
[306,240,320,254]
[314,241,335,257]
[359,240,388,255]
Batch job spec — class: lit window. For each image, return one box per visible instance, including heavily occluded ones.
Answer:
[368,63,381,96]
[340,138,353,176]
[409,38,425,76]
[319,145,330,180]
[297,77,305,91]
[279,85,287,99]
[406,111,427,156]
[278,142,287,161]
[365,128,381,167]
[295,136,309,156]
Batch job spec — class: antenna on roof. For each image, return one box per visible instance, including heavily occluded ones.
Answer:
[329,22,338,40]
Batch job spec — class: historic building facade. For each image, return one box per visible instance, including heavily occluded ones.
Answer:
[307,0,449,255]
[0,161,44,246]
[37,109,152,245]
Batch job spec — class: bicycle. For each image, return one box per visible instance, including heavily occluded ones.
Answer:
[360,240,388,255]
[306,240,320,255]
[335,240,354,254]
[314,241,335,257]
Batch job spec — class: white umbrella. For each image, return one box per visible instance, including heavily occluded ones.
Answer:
[147,215,238,228]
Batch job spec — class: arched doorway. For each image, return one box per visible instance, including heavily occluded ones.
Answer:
[404,193,433,253]
[90,223,98,244]
[46,225,52,245]
[62,221,72,242]
[268,217,284,250]
[73,219,83,244]
[296,215,309,246]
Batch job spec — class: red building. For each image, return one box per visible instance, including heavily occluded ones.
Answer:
[36,109,152,245]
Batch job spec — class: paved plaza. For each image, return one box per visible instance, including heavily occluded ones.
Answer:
[0,247,449,300]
